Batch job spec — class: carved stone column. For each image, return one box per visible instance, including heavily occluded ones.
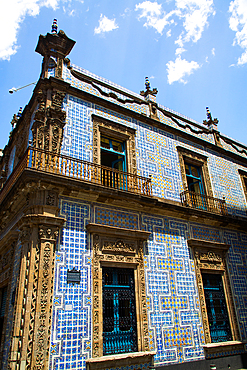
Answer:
[32,89,66,154]
[7,215,65,370]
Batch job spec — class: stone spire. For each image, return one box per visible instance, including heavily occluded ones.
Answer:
[140,77,159,121]
[35,19,76,79]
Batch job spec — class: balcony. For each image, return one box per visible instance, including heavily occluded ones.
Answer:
[180,189,228,215]
[0,148,152,204]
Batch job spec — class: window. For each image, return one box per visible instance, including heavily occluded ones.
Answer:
[100,136,128,190]
[202,273,232,343]
[86,223,152,361]
[184,162,207,210]
[239,169,247,206]
[188,239,240,348]
[185,163,204,194]
[101,137,126,171]
[177,146,212,196]
[177,146,224,213]
[103,267,137,355]
[93,115,137,174]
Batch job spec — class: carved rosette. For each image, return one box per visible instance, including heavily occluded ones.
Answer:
[87,224,151,358]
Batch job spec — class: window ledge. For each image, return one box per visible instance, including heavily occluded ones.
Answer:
[203,341,246,359]
[86,351,156,370]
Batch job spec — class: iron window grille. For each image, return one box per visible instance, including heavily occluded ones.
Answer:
[102,267,137,355]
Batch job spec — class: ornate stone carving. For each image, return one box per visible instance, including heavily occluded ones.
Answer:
[87,223,150,358]
[188,239,240,344]
[46,191,57,206]
[32,89,66,154]
[39,225,59,240]
[102,239,135,253]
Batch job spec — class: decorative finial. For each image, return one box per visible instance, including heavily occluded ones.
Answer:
[206,107,212,121]
[17,107,22,118]
[140,77,158,98]
[51,19,58,34]
[10,114,18,129]
[203,106,218,130]
[145,77,150,91]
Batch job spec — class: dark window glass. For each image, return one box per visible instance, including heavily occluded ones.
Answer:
[100,136,126,171]
[185,163,204,194]
[102,267,137,355]
[202,273,232,343]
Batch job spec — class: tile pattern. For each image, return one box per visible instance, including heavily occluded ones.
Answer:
[50,200,247,369]
[62,65,219,147]
[49,199,91,370]
[224,231,247,341]
[208,151,247,216]
[61,94,247,211]
[50,80,247,369]
[61,95,92,162]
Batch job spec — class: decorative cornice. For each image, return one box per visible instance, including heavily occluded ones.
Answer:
[86,223,151,240]
[86,351,156,370]
[176,146,208,161]
[187,239,230,251]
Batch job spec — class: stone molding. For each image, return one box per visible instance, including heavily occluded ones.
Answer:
[188,238,240,345]
[86,350,156,370]
[86,223,151,358]
[92,115,137,174]
[239,169,247,206]
[177,146,213,197]
[203,340,245,358]
[7,214,65,370]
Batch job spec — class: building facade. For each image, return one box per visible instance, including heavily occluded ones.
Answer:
[0,23,247,370]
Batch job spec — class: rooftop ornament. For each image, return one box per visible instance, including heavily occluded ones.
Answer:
[51,19,58,34]
[140,76,158,97]
[203,106,218,130]
[10,107,22,131]
[17,107,22,118]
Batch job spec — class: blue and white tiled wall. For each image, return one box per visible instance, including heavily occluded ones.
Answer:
[49,200,247,369]
[60,94,247,214]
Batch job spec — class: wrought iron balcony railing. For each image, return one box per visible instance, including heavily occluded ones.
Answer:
[180,189,228,215]
[0,147,152,204]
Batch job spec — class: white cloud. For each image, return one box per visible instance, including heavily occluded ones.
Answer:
[135,0,215,44]
[166,55,200,84]
[211,47,215,56]
[229,0,247,65]
[94,14,118,35]
[135,1,178,34]
[175,47,186,55]
[136,0,214,83]
[0,0,59,60]
[121,7,131,17]
[175,0,215,47]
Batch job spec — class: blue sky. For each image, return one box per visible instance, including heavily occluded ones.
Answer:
[0,0,247,150]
